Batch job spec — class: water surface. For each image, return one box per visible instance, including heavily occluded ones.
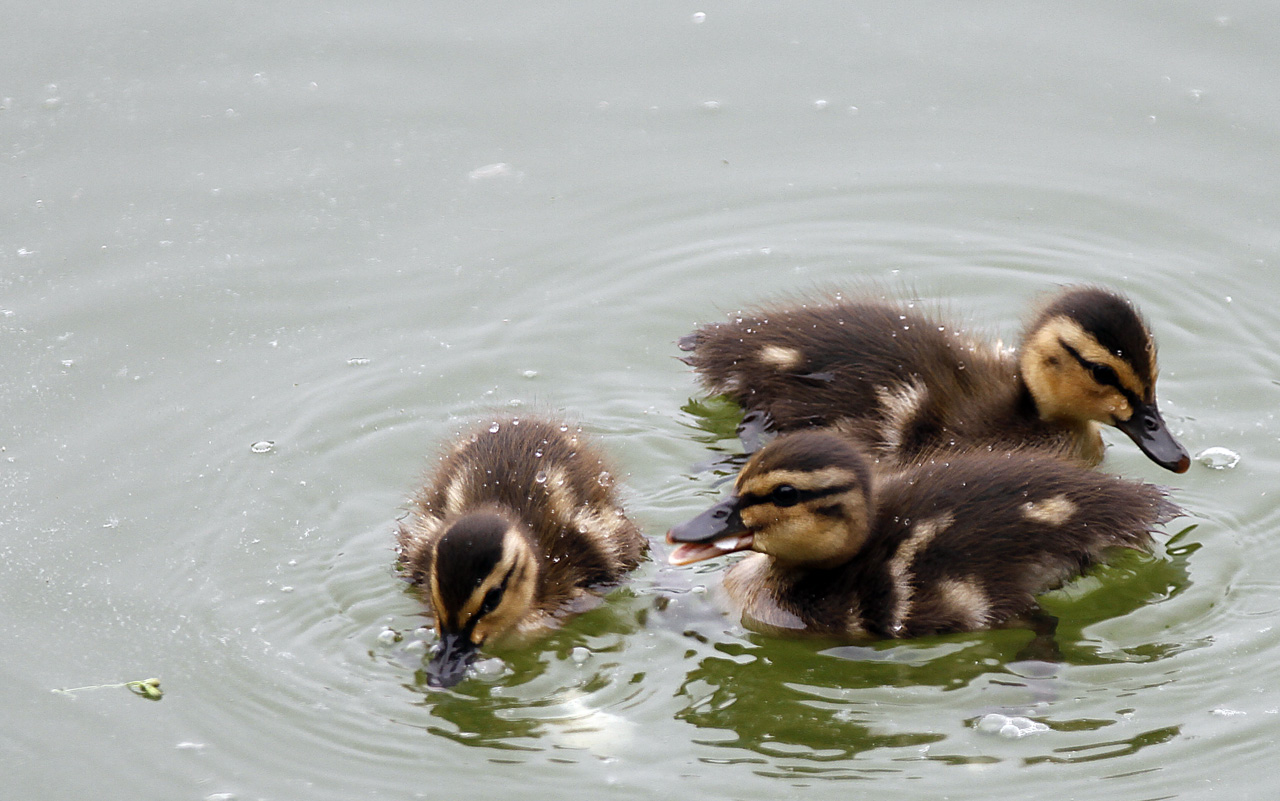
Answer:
[4,3,1280,799]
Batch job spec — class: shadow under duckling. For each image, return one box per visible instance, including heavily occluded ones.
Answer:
[398,415,647,688]
[679,285,1190,473]
[667,429,1180,639]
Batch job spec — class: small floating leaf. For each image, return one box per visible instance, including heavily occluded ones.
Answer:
[127,678,164,700]
[53,677,164,701]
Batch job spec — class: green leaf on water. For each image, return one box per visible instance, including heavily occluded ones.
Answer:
[53,677,163,701]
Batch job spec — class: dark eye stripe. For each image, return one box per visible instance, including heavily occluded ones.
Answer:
[742,483,853,508]
[1059,339,1143,405]
[810,504,846,519]
[472,563,516,621]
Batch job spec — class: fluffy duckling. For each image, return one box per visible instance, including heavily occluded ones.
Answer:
[398,416,647,688]
[679,285,1190,472]
[667,429,1178,638]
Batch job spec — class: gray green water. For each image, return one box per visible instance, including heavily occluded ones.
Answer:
[4,3,1280,799]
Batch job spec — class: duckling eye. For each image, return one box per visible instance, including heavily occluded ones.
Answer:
[1087,361,1119,387]
[478,586,504,616]
[771,485,801,507]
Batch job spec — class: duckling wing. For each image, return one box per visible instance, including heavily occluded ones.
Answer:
[682,299,1011,453]
[865,453,1177,637]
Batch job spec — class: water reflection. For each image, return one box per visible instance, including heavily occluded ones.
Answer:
[667,522,1204,771]
[382,519,1205,771]
[1021,725,1181,766]
[678,636,954,761]
[393,588,655,755]
[661,390,1208,769]
[1039,525,1209,665]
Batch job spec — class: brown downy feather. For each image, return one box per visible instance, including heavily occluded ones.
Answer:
[398,415,646,636]
[668,429,1179,639]
[679,285,1189,472]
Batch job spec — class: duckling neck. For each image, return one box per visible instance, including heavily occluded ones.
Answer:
[756,517,868,571]
[1014,378,1039,419]
[1014,376,1104,463]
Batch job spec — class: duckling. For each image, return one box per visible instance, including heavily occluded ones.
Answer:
[666,429,1178,638]
[397,415,647,688]
[679,285,1190,473]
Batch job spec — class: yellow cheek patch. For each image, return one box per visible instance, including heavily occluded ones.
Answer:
[429,579,448,630]
[1043,317,1147,397]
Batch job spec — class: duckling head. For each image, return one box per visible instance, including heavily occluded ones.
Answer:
[425,507,540,688]
[1019,287,1190,473]
[667,430,874,569]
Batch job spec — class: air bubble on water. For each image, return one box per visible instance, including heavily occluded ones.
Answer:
[376,628,399,646]
[571,647,591,664]
[1196,447,1240,470]
[347,357,370,366]
[975,713,1049,738]
[467,162,513,180]
[522,369,538,378]
[472,657,505,681]
[250,440,275,454]
[488,422,500,433]
[691,11,706,23]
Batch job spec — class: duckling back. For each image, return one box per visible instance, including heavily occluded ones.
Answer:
[821,449,1177,638]
[398,416,646,622]
[680,292,1061,461]
[680,286,1189,471]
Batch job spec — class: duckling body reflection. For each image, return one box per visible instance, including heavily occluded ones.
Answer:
[667,430,1178,638]
[398,416,646,687]
[679,286,1190,472]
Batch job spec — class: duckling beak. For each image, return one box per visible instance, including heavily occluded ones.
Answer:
[666,495,755,565]
[426,630,478,689]
[1114,400,1191,474]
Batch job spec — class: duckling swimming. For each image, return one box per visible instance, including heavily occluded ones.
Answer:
[398,416,647,687]
[679,285,1191,472]
[667,429,1178,638]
